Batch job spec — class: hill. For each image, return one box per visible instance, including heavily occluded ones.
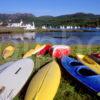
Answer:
[0,12,100,27]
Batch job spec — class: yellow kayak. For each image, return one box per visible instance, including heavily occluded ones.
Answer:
[2,46,15,59]
[23,44,45,58]
[25,61,61,100]
[77,53,100,74]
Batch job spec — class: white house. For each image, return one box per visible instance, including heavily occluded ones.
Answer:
[78,26,80,29]
[7,20,23,28]
[24,22,36,30]
[0,22,3,26]
[60,26,65,30]
[7,20,36,30]
[66,26,70,29]
[70,26,73,29]
[74,26,78,29]
[49,26,52,29]
[42,25,47,30]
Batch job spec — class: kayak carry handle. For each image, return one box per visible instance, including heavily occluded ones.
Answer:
[15,67,21,74]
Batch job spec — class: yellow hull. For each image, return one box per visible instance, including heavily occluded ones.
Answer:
[25,61,61,100]
[3,46,15,59]
[23,44,45,58]
[77,53,100,74]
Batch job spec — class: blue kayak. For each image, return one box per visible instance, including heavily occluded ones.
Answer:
[61,56,100,96]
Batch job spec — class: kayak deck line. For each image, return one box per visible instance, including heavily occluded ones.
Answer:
[7,89,14,98]
[25,60,61,100]
[33,61,52,99]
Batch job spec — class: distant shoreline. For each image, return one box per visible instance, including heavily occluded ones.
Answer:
[0,27,97,34]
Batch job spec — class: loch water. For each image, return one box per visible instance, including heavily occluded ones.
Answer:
[0,32,100,45]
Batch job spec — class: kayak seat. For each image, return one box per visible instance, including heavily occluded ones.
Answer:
[77,67,97,77]
[70,62,83,66]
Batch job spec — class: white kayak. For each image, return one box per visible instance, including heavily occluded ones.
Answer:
[0,58,34,100]
[0,61,15,73]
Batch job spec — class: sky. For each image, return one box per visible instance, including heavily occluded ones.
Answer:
[0,0,100,16]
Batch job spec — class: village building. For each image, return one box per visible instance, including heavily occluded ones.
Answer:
[42,25,47,30]
[0,22,3,26]
[24,22,36,30]
[7,20,36,30]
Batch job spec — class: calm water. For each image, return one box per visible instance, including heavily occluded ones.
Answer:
[36,32,100,45]
[0,32,100,45]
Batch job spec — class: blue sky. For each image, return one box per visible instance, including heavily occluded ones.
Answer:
[0,0,100,16]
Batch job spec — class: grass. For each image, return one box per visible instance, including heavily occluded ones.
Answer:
[0,42,100,100]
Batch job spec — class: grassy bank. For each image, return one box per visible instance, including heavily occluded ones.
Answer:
[0,43,100,100]
[0,27,25,34]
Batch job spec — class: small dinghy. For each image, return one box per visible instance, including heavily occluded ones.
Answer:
[2,46,15,59]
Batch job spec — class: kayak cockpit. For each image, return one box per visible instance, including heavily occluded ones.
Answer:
[70,62,83,66]
[77,68,97,77]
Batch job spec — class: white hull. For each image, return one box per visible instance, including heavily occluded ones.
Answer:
[0,58,34,100]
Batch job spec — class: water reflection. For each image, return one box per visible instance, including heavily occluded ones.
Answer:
[0,32,100,45]
[0,32,36,42]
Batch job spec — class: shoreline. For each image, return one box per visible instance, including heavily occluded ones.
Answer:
[0,27,97,34]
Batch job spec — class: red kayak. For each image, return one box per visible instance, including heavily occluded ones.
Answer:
[50,45,71,58]
[89,53,100,64]
[37,44,52,56]
[91,53,100,58]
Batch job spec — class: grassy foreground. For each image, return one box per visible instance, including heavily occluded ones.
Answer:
[0,42,100,100]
